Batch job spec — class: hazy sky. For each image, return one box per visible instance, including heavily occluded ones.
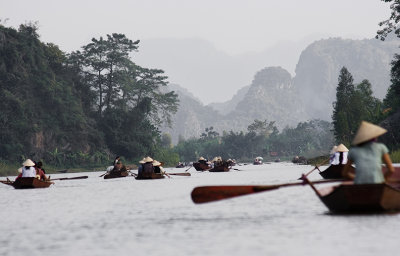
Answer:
[0,0,393,103]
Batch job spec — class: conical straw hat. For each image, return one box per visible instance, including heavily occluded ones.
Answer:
[352,121,387,145]
[22,159,35,167]
[330,145,337,154]
[152,160,162,166]
[143,156,153,163]
[336,144,349,152]
[199,157,205,161]
[139,158,146,164]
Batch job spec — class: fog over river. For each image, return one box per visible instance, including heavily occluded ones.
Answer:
[1,163,399,256]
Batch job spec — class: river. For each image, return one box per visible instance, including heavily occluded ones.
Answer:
[1,162,399,256]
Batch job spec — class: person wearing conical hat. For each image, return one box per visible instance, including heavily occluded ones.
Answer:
[153,160,165,174]
[330,144,349,165]
[138,156,155,177]
[198,157,208,165]
[21,159,36,178]
[342,121,394,184]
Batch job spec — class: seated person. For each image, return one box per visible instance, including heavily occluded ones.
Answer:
[21,159,36,177]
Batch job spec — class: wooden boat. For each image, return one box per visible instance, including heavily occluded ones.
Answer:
[306,179,400,213]
[104,170,129,179]
[193,162,210,171]
[209,162,230,172]
[1,177,54,189]
[135,172,165,180]
[319,164,353,179]
[319,165,400,181]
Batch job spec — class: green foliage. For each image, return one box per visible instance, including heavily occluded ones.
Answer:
[390,149,400,163]
[153,147,180,167]
[377,0,400,40]
[0,24,178,167]
[384,54,400,113]
[160,133,173,149]
[173,119,333,162]
[332,67,382,145]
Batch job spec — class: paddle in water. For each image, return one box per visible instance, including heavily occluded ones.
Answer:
[50,176,88,181]
[191,177,344,204]
[165,172,191,176]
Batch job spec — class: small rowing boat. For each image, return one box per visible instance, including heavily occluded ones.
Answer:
[209,164,230,172]
[193,162,210,171]
[319,164,354,179]
[135,173,165,180]
[319,165,400,181]
[1,177,54,189]
[305,178,400,213]
[104,170,129,179]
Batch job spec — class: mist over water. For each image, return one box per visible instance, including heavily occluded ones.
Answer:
[1,163,399,256]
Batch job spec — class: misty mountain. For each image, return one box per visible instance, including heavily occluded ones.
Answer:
[208,85,250,115]
[134,36,319,104]
[161,37,400,143]
[294,37,400,120]
[162,84,223,144]
[162,67,307,144]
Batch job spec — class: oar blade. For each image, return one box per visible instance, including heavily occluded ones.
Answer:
[191,185,279,204]
[167,173,191,176]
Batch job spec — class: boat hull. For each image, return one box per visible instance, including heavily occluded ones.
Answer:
[104,171,129,179]
[209,166,230,172]
[319,183,400,213]
[11,177,53,189]
[320,165,400,181]
[135,173,165,180]
[193,162,210,171]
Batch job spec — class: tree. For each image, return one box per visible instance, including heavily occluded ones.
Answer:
[201,126,219,139]
[160,133,173,149]
[332,67,356,145]
[376,0,400,40]
[78,34,140,116]
[384,54,400,112]
[247,119,278,137]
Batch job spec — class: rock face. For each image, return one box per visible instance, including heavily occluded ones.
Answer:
[162,84,223,144]
[162,37,400,143]
[294,37,399,120]
[227,67,307,129]
[162,67,307,143]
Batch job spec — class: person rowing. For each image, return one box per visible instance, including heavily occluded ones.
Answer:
[330,144,349,165]
[137,156,155,178]
[342,121,394,184]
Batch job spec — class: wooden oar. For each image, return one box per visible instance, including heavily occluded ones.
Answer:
[99,172,109,177]
[297,158,330,180]
[128,170,138,177]
[165,172,191,176]
[232,168,244,171]
[191,178,344,204]
[50,176,88,181]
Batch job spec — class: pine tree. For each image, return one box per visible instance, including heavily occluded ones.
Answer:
[332,67,355,145]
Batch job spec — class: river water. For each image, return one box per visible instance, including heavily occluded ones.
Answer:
[1,162,399,256]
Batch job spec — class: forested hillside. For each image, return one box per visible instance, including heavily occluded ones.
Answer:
[0,23,178,167]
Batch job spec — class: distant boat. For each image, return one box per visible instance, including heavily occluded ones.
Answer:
[58,169,68,173]
[135,173,165,180]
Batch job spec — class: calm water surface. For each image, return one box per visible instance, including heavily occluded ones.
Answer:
[1,163,399,256]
